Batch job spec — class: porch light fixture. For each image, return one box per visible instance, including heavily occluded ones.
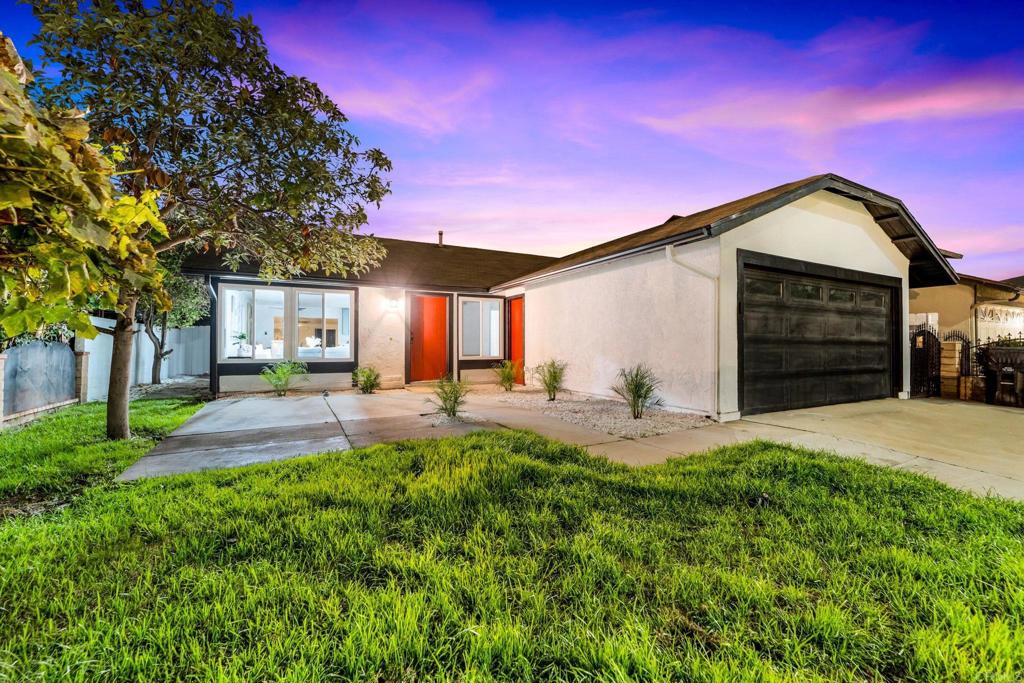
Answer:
[385,289,402,311]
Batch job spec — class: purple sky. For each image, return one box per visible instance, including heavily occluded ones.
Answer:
[245,0,1023,280]
[5,0,1022,279]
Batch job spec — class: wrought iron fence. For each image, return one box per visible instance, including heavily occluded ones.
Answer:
[942,331,1024,407]
[945,331,1024,378]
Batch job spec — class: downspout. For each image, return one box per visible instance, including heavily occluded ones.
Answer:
[665,242,720,420]
[206,275,219,398]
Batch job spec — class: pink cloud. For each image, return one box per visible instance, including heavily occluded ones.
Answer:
[636,74,1024,146]
[245,2,1024,280]
[323,69,496,136]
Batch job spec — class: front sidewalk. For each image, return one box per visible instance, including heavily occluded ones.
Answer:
[118,390,1024,500]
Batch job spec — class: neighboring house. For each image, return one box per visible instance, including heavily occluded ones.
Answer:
[183,173,956,421]
[910,274,1024,343]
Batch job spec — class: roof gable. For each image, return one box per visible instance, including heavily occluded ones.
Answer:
[498,174,957,289]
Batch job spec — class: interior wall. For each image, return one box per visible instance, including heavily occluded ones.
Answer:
[718,190,911,418]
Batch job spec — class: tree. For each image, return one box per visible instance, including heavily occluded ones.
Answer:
[30,0,391,438]
[138,262,209,385]
[0,32,167,343]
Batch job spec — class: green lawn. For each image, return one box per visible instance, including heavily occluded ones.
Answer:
[0,398,203,502]
[0,405,1022,681]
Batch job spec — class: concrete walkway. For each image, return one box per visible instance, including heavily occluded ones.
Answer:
[117,392,495,480]
[119,391,1023,500]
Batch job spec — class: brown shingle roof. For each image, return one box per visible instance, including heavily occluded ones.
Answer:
[1006,275,1024,288]
[497,173,957,289]
[507,175,827,283]
[181,237,557,291]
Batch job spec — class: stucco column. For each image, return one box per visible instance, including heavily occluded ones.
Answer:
[940,341,961,400]
[0,353,6,418]
[74,351,89,403]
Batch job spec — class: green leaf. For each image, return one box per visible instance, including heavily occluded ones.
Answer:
[0,183,32,210]
[66,214,114,247]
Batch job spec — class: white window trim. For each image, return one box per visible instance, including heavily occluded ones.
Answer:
[217,283,355,363]
[217,283,290,363]
[458,296,504,360]
[295,288,355,363]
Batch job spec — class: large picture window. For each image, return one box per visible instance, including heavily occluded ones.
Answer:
[460,297,501,358]
[297,290,353,360]
[219,284,353,362]
[221,287,285,360]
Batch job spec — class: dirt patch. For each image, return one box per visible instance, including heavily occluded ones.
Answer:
[130,375,212,401]
[1,492,73,521]
[496,391,712,438]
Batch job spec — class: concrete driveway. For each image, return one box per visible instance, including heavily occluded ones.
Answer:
[738,398,1024,499]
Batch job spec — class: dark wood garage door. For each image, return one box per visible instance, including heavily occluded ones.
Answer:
[740,265,894,415]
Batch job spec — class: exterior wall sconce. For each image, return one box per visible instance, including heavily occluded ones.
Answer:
[385,289,402,311]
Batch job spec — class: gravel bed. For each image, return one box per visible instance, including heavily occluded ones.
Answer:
[496,391,712,438]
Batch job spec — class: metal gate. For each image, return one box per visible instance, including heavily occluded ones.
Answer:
[909,324,941,397]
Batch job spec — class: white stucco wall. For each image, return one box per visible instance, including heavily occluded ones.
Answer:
[519,240,720,415]
[717,190,911,418]
[358,286,407,388]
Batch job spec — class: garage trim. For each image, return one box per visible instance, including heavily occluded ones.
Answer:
[736,249,904,415]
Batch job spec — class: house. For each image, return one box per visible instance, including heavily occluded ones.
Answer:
[183,173,957,421]
[910,273,1024,343]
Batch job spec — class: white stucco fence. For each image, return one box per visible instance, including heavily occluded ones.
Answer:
[76,316,210,401]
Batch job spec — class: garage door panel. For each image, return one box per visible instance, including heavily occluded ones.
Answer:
[744,346,785,372]
[861,318,888,340]
[826,345,859,368]
[826,315,859,338]
[788,377,829,409]
[742,380,788,413]
[858,346,889,368]
[741,264,894,415]
[788,347,826,371]
[745,312,784,336]
[787,314,826,338]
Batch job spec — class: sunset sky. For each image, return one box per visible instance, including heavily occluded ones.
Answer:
[5,0,1023,279]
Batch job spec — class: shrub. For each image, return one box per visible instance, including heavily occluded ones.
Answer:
[353,366,382,394]
[611,364,663,419]
[259,360,309,396]
[534,359,567,401]
[432,375,468,418]
[492,360,519,391]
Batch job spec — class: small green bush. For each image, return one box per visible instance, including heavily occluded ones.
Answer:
[432,375,468,418]
[353,366,382,394]
[492,360,519,391]
[611,364,663,419]
[534,359,567,401]
[259,360,309,396]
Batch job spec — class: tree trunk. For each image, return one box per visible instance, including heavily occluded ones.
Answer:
[106,294,138,440]
[151,349,163,386]
[144,308,168,386]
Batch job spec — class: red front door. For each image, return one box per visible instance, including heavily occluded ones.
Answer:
[509,296,525,384]
[409,295,448,382]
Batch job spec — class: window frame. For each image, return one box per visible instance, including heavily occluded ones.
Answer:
[458,295,504,360]
[295,288,355,363]
[216,282,356,364]
[217,283,289,363]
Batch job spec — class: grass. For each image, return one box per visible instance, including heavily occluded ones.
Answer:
[0,417,1021,681]
[0,398,203,503]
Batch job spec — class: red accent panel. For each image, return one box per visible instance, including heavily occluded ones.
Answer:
[509,297,525,384]
[410,295,448,381]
